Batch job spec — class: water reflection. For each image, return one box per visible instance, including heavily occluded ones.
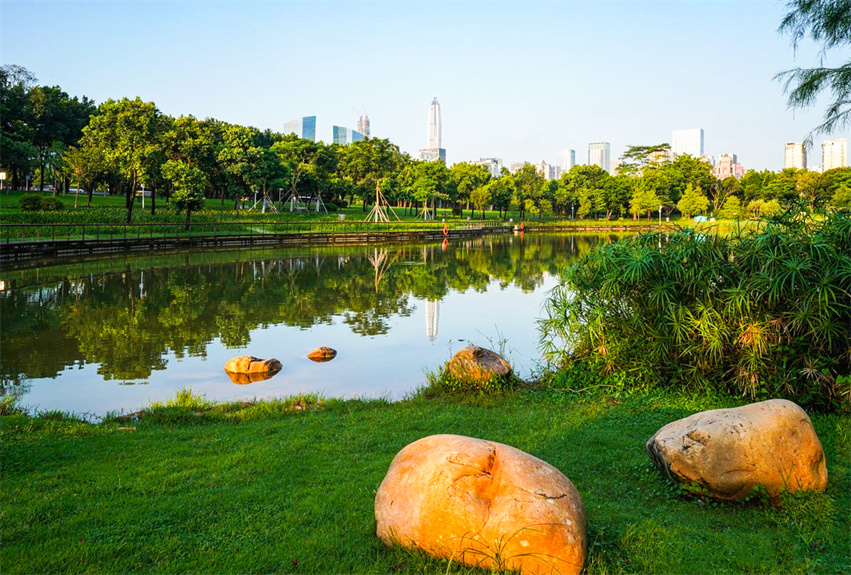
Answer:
[0,233,618,410]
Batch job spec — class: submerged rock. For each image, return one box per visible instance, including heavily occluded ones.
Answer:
[375,434,587,575]
[646,399,827,500]
[445,346,511,383]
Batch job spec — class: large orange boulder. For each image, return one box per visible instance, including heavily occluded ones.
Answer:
[445,346,511,383]
[223,356,282,375]
[375,434,586,574]
[646,399,827,500]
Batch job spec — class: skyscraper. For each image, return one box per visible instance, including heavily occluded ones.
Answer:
[357,113,370,138]
[822,138,848,171]
[784,142,807,170]
[556,149,575,172]
[672,128,705,157]
[332,126,364,145]
[588,142,611,172]
[284,116,316,141]
[419,97,446,162]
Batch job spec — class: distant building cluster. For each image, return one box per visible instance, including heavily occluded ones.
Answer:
[283,114,367,145]
[282,105,848,177]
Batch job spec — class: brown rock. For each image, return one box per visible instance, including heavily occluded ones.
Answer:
[646,399,828,500]
[307,347,337,362]
[375,434,586,574]
[445,346,511,383]
[224,356,282,375]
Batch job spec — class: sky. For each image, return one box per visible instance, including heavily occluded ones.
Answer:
[2,0,848,171]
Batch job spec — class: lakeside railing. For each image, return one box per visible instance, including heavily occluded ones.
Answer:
[1,219,507,244]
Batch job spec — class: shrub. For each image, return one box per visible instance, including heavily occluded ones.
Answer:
[41,196,65,211]
[19,193,44,211]
[540,209,851,411]
[324,202,338,212]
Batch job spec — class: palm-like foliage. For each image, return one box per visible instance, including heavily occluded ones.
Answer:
[540,210,851,410]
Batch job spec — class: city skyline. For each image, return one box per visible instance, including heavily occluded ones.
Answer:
[3,1,847,171]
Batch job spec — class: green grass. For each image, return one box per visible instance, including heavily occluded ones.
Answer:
[2,386,848,574]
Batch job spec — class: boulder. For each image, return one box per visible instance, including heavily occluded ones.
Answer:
[646,399,827,500]
[224,356,282,375]
[225,370,278,385]
[445,346,511,383]
[375,434,586,575]
[307,347,337,362]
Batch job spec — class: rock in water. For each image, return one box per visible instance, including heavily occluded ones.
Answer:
[445,346,511,383]
[224,356,282,375]
[375,434,586,575]
[646,399,827,500]
[307,347,337,362]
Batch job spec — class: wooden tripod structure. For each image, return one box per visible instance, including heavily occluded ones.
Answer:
[364,180,400,223]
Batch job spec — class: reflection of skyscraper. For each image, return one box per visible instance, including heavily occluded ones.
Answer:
[426,300,440,342]
[419,98,446,162]
[284,116,316,141]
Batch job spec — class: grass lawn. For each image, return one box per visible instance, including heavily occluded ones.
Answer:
[1,387,848,574]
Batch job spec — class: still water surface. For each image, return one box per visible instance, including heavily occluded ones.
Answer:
[0,233,616,416]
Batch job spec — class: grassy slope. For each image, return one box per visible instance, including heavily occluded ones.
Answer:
[1,390,848,574]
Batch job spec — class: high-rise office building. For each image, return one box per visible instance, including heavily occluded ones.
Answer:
[284,116,316,141]
[419,98,446,162]
[822,138,848,171]
[672,128,705,157]
[332,126,364,145]
[472,157,503,178]
[357,114,370,138]
[556,149,575,172]
[588,142,611,172]
[784,142,807,170]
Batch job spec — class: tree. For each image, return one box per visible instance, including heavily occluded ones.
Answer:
[776,0,851,137]
[831,183,851,208]
[449,162,490,216]
[618,143,670,176]
[162,159,206,229]
[630,184,660,220]
[79,98,167,223]
[717,195,743,219]
[470,184,492,219]
[677,184,710,219]
[29,85,95,192]
[0,65,37,190]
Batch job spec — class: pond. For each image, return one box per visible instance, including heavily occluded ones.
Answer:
[0,233,620,417]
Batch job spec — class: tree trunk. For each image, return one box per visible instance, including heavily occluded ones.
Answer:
[126,172,137,224]
[150,186,156,215]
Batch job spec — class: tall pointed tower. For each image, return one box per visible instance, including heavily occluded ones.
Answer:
[419,97,446,162]
[428,98,441,149]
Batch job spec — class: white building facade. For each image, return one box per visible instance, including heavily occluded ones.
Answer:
[588,142,611,172]
[672,128,705,158]
[822,138,848,171]
[784,142,807,170]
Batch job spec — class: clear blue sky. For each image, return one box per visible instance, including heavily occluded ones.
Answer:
[2,0,847,170]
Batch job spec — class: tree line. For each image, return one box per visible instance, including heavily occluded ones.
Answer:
[3,65,849,226]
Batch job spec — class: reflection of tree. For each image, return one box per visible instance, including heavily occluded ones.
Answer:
[0,234,604,383]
